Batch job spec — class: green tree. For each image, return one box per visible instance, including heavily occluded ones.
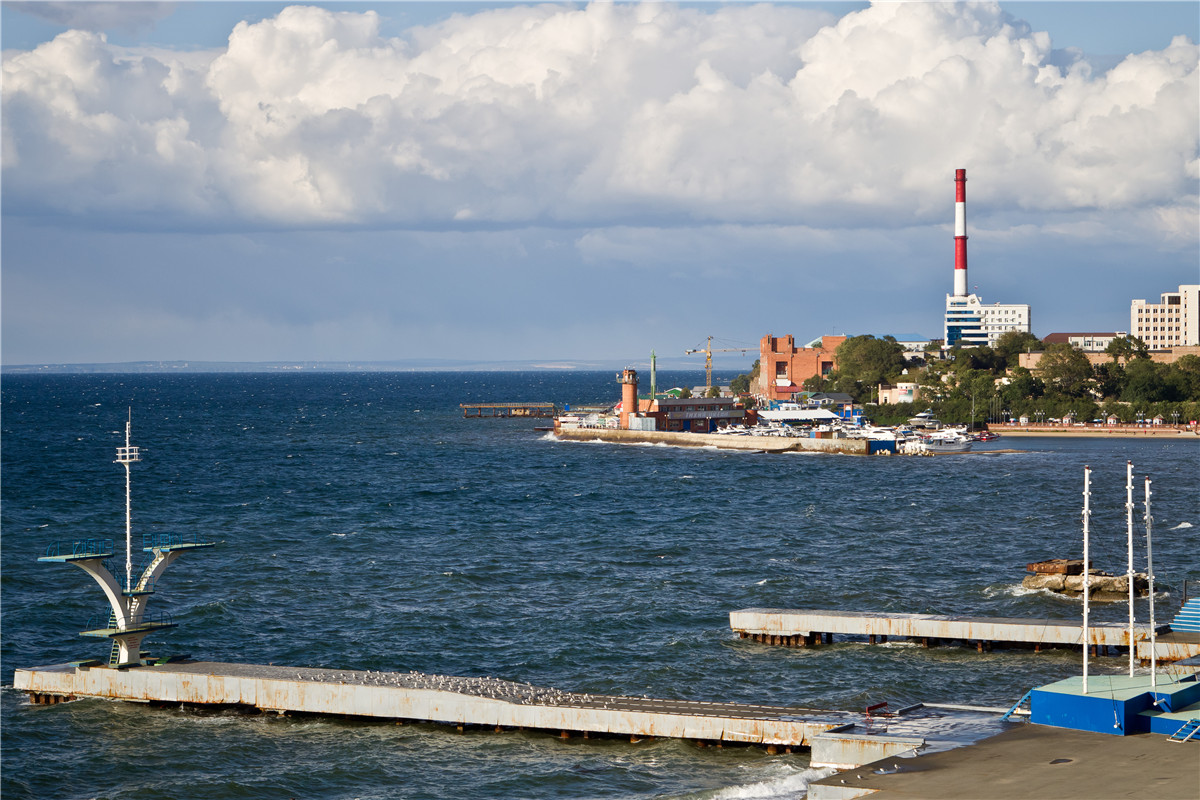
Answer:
[993,330,1043,366]
[1093,362,1124,399]
[802,374,832,393]
[833,335,906,386]
[1001,366,1044,406]
[1036,343,1094,397]
[1167,355,1200,401]
[706,385,721,398]
[1104,335,1149,363]
[953,346,1002,374]
[1121,359,1170,403]
[730,359,759,396]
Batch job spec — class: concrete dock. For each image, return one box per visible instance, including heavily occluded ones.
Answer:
[13,659,1021,765]
[730,608,1200,662]
[554,427,872,454]
[15,659,855,749]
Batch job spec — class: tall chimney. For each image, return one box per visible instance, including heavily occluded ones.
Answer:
[953,168,968,297]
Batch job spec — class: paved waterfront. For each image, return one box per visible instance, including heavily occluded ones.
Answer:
[809,723,1199,799]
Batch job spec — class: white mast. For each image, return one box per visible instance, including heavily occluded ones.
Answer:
[1082,465,1091,694]
[115,408,141,593]
[1125,461,1136,677]
[1145,476,1157,688]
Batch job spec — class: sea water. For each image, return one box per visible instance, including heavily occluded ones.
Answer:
[2,372,1197,799]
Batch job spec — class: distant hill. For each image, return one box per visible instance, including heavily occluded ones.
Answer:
[2,354,758,375]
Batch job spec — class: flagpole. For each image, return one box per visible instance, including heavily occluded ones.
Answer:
[1082,465,1091,694]
[1126,461,1135,677]
[1145,476,1156,688]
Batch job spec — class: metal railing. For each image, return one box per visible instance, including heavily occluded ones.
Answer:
[84,610,174,632]
[142,531,208,550]
[1183,579,1200,605]
[43,539,115,559]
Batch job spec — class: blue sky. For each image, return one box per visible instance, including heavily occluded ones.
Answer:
[3,2,1198,367]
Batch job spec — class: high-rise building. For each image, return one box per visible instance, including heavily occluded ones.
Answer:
[942,169,1031,348]
[1130,285,1200,348]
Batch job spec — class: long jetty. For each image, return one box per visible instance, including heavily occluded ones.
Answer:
[15,660,858,751]
[730,608,1200,662]
[553,427,873,454]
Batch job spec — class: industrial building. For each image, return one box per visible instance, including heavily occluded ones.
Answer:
[1130,284,1199,348]
[942,169,1032,348]
[756,334,846,402]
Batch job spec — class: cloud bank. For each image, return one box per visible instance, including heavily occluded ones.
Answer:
[4,2,1196,237]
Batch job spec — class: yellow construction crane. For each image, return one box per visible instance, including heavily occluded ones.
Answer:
[685,336,752,392]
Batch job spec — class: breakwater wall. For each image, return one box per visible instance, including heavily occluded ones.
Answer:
[553,428,871,455]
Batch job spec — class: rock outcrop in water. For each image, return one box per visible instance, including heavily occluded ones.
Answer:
[1023,559,1149,601]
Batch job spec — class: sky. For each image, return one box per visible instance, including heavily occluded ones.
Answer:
[2,1,1198,368]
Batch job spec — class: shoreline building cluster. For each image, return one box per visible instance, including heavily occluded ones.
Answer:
[747,171,1194,407]
[942,169,1032,348]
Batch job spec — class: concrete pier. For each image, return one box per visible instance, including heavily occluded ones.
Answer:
[15,659,1021,767]
[553,427,871,454]
[730,608,1200,663]
[14,659,858,749]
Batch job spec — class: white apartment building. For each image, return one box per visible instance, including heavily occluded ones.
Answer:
[1130,284,1199,348]
[944,294,1032,348]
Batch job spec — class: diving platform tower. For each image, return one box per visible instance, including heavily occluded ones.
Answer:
[38,412,213,667]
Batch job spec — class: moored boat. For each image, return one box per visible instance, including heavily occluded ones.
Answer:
[922,430,973,453]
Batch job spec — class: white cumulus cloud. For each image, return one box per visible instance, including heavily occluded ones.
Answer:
[2,1,1197,237]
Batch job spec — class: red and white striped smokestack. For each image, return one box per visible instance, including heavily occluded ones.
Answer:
[953,168,968,297]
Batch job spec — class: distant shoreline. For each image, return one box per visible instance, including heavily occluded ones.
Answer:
[0,359,745,375]
[994,425,1199,438]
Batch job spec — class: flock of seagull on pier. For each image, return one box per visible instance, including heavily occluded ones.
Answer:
[272,667,828,720]
[291,668,630,708]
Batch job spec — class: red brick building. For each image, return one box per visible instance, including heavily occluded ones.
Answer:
[757,334,846,402]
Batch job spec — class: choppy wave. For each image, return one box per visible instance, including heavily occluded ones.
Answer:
[701,766,838,799]
[4,372,1198,800]
[1170,521,1192,529]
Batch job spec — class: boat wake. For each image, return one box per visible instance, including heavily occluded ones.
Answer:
[1170,521,1193,530]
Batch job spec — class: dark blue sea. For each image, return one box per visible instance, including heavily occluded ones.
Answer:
[3,372,1197,799]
